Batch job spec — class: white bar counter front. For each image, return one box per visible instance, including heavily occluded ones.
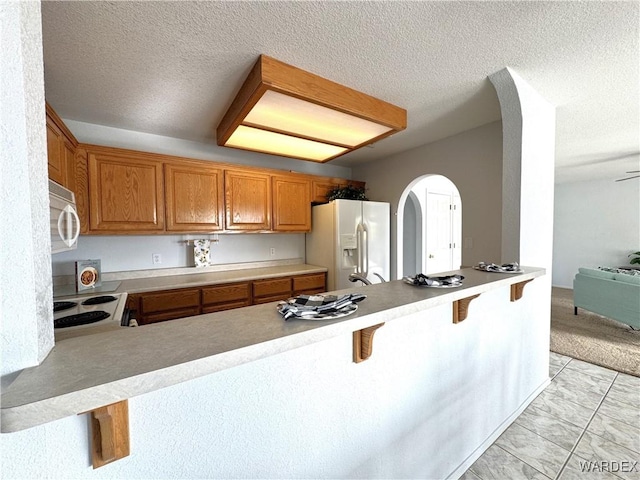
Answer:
[2,266,549,479]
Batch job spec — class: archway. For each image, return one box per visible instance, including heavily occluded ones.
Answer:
[397,175,462,278]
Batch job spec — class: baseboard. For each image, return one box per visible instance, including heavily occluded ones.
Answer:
[445,377,552,480]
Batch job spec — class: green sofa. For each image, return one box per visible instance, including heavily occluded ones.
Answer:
[573,267,640,330]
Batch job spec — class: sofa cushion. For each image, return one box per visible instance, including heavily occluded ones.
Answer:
[614,273,640,285]
[578,267,615,280]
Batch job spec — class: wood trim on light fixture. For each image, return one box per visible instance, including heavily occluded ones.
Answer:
[216,55,407,162]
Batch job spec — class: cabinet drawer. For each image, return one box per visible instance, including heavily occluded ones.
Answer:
[140,306,201,325]
[253,278,291,298]
[294,287,326,297]
[141,288,200,313]
[292,273,326,292]
[202,282,250,305]
[202,300,251,314]
[253,293,291,305]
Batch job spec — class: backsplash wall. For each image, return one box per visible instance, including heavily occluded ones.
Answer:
[51,233,305,276]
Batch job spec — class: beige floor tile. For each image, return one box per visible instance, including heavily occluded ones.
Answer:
[588,413,640,453]
[563,359,618,382]
[469,445,550,480]
[496,423,571,478]
[606,381,640,409]
[573,431,640,479]
[528,389,594,429]
[598,395,640,429]
[515,407,583,451]
[614,373,640,390]
[459,469,483,480]
[550,352,572,366]
[545,373,607,410]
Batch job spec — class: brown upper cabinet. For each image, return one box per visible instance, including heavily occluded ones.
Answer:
[224,169,272,231]
[46,103,78,189]
[44,104,365,235]
[88,147,165,232]
[165,160,224,232]
[272,174,311,232]
[311,178,367,204]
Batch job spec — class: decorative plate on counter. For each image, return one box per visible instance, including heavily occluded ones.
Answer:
[472,266,523,274]
[402,276,463,288]
[277,302,358,321]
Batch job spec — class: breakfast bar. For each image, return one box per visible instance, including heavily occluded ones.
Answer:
[2,266,548,479]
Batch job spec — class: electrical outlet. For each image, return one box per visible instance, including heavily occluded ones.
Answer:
[152,253,162,264]
[270,247,276,257]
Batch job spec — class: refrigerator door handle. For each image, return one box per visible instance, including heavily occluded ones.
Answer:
[357,223,369,277]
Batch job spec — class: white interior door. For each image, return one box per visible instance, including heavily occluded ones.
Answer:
[452,194,462,269]
[425,192,453,274]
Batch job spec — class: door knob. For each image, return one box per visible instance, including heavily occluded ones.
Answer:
[428,254,434,259]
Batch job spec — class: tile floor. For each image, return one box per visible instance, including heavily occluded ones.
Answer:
[460,352,640,480]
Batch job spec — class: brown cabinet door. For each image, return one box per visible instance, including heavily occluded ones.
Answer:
[292,273,326,294]
[141,306,201,325]
[46,120,66,186]
[253,277,291,299]
[311,179,367,204]
[138,288,201,325]
[202,282,251,307]
[253,294,291,304]
[202,300,251,314]
[311,179,347,204]
[140,288,201,313]
[225,169,271,231]
[165,161,224,232]
[88,150,165,232]
[272,175,311,232]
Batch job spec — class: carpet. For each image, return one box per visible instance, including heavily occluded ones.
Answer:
[551,287,640,377]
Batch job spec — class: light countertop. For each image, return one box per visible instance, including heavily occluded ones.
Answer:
[54,262,328,298]
[3,266,545,432]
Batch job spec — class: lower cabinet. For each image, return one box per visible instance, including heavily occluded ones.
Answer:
[128,272,326,325]
[137,288,201,325]
[252,277,292,304]
[292,273,326,296]
[201,282,251,313]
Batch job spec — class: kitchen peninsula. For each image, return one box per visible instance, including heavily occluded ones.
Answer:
[2,266,547,478]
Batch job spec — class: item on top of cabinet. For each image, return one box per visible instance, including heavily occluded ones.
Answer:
[76,259,102,291]
[194,239,211,267]
[473,262,522,273]
[326,184,368,201]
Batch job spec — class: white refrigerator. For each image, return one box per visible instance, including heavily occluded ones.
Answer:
[306,199,390,291]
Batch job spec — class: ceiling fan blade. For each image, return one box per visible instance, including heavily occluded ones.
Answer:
[615,175,640,182]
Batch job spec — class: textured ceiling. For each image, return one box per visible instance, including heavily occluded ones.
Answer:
[41,1,639,183]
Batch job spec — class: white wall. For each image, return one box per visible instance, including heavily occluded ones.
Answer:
[553,178,640,288]
[2,283,549,480]
[52,233,305,275]
[0,0,53,377]
[489,67,556,272]
[353,121,503,278]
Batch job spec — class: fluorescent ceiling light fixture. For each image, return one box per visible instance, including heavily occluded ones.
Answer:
[217,55,407,163]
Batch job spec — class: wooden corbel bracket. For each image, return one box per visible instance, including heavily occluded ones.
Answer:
[510,279,533,302]
[88,400,130,469]
[353,323,385,363]
[453,294,481,324]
